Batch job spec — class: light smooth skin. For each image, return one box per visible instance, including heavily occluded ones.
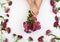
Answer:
[27,0,43,17]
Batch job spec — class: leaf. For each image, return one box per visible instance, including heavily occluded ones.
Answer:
[54,38,60,40]
[58,7,60,10]
[54,0,60,2]
[0,16,4,19]
[1,3,6,6]
[27,20,35,25]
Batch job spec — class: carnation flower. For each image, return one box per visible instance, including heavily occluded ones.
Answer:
[55,16,59,22]
[38,36,44,42]
[46,30,51,35]
[6,14,9,17]
[50,0,55,8]
[52,8,57,14]
[54,21,59,27]
[4,38,8,42]
[51,38,55,42]
[7,27,11,34]
[8,1,12,6]
[5,8,10,13]
[28,37,33,41]
[17,35,23,39]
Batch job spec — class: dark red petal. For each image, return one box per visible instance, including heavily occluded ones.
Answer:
[38,36,44,42]
[5,8,10,13]
[55,16,59,22]
[7,27,11,34]
[17,35,23,39]
[4,38,8,42]
[29,37,33,41]
[51,38,55,42]
[13,34,16,37]
[52,8,57,14]
[8,1,12,6]
[46,30,51,35]
[5,19,9,22]
[6,14,9,17]
[2,22,7,28]
[54,21,59,27]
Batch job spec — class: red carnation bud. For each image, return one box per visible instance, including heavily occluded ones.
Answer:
[17,35,23,39]
[5,8,10,13]
[1,27,5,30]
[29,37,33,41]
[24,29,31,33]
[4,38,8,42]
[52,8,57,14]
[51,38,55,42]
[13,34,16,37]
[5,19,9,22]
[55,16,59,22]
[2,22,7,28]
[50,0,55,8]
[46,30,51,35]
[8,1,12,6]
[6,14,9,17]
[38,36,44,42]
[7,27,11,34]
[54,21,59,27]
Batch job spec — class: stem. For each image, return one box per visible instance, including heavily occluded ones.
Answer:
[15,38,19,42]
[49,34,57,37]
[0,22,2,42]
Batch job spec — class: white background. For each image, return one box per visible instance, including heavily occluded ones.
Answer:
[0,0,60,42]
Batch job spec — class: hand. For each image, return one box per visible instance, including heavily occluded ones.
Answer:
[30,4,39,17]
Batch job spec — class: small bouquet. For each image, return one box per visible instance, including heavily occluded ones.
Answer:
[23,10,41,33]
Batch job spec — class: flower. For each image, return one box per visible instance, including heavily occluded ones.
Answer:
[38,36,44,42]
[2,22,7,28]
[55,16,59,22]
[4,38,8,42]
[23,22,29,30]
[46,30,51,35]
[50,0,55,8]
[24,29,31,33]
[52,8,57,14]
[33,21,41,31]
[51,38,55,42]
[31,16,37,21]
[5,8,10,13]
[7,27,11,34]
[8,1,12,6]
[6,14,9,17]
[17,35,23,39]
[54,21,59,27]
[5,19,8,22]
[28,37,33,41]
[13,34,16,37]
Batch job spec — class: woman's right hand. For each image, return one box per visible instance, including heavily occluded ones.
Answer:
[30,3,39,17]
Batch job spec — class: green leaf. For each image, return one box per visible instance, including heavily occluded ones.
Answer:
[54,0,60,2]
[27,20,35,25]
[0,16,4,19]
[1,3,6,6]
[58,7,60,10]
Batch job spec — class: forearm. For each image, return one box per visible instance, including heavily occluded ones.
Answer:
[27,0,35,7]
[35,0,43,9]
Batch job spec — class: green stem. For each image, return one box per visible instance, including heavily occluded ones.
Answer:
[49,34,57,37]
[15,38,19,42]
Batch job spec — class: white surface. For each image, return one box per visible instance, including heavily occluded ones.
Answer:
[0,0,60,42]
